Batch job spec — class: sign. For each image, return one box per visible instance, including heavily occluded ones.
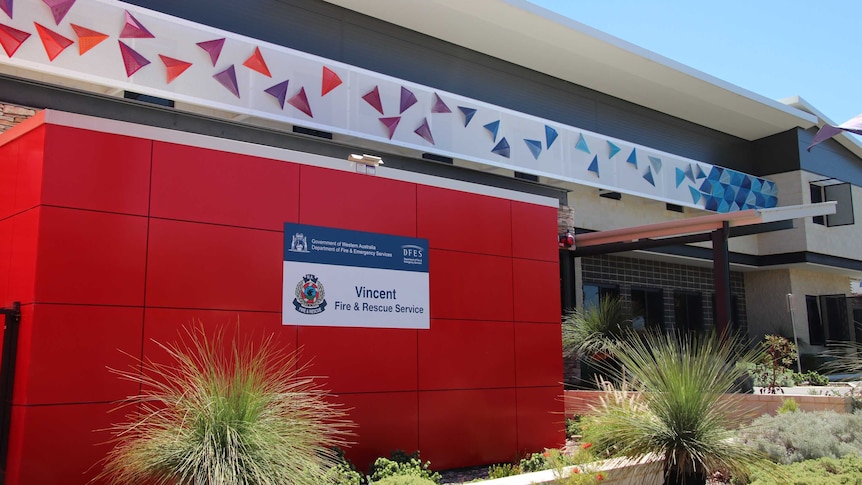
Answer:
[283,223,430,329]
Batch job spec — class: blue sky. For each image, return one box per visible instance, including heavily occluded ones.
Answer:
[530,0,862,126]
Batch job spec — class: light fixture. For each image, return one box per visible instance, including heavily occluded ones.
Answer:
[348,154,384,174]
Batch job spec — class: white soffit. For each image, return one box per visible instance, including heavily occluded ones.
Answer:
[323,0,817,140]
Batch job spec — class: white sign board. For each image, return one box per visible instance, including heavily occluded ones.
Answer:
[282,223,429,329]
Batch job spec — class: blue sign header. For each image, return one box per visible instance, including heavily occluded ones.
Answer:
[284,223,428,272]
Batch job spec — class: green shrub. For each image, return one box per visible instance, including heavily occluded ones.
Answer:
[519,451,548,473]
[776,398,799,414]
[487,463,520,479]
[805,370,830,386]
[740,362,796,388]
[566,415,583,438]
[369,450,441,484]
[737,410,862,464]
[324,448,364,485]
[373,476,437,485]
[744,455,862,485]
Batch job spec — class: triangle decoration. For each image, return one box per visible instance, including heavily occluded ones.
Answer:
[118,40,150,77]
[695,165,707,179]
[689,186,702,204]
[0,0,10,19]
[362,86,384,115]
[626,148,638,168]
[431,93,451,113]
[575,133,590,154]
[587,155,599,177]
[70,24,107,55]
[491,137,510,158]
[158,54,192,84]
[379,116,400,139]
[675,167,686,188]
[120,10,154,39]
[0,23,30,57]
[545,125,558,149]
[264,80,289,108]
[524,139,542,160]
[483,120,500,142]
[197,38,224,66]
[34,22,72,61]
[414,118,434,145]
[242,46,271,77]
[607,141,621,159]
[399,86,417,114]
[42,0,75,25]
[684,164,695,182]
[213,65,240,98]
[643,167,655,187]
[288,87,313,118]
[648,156,662,173]
[321,66,342,96]
[458,106,476,127]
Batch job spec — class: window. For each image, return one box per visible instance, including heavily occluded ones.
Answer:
[674,291,703,333]
[631,288,664,331]
[810,180,855,227]
[806,295,825,345]
[807,294,851,344]
[583,283,619,311]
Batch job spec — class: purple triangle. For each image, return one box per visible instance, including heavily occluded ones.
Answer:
[431,93,451,114]
[120,10,154,39]
[264,80,289,108]
[118,41,150,77]
[380,116,400,139]
[197,38,225,66]
[288,87,313,118]
[213,65,240,98]
[400,86,417,114]
[43,0,75,25]
[0,0,11,18]
[362,86,384,115]
[414,118,434,145]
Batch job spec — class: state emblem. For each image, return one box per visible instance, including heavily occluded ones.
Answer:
[293,274,327,314]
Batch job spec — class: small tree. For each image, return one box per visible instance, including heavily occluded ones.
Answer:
[757,335,798,394]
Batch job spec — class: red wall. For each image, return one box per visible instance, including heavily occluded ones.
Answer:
[0,119,563,483]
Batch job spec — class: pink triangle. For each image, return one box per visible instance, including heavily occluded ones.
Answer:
[118,40,150,76]
[362,86,383,115]
[42,0,75,25]
[158,54,192,84]
[120,10,154,39]
[288,87,313,118]
[379,117,401,139]
[0,0,11,19]
[321,66,342,96]
[0,23,29,57]
[400,86,417,114]
[34,22,73,61]
[196,37,224,66]
[213,65,240,98]
[414,118,434,145]
[432,93,451,114]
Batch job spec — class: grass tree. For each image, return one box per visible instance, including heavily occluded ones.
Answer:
[582,331,771,485]
[96,325,354,485]
[562,296,631,358]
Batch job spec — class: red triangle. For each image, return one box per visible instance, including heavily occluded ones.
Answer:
[362,86,384,115]
[34,22,72,61]
[0,23,31,58]
[242,46,271,77]
[70,23,107,55]
[158,54,192,84]
[321,66,342,96]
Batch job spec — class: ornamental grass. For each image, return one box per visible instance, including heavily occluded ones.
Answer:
[95,325,353,485]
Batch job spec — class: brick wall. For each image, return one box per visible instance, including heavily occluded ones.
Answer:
[0,103,39,133]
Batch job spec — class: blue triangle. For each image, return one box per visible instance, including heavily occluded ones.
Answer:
[626,148,638,167]
[575,133,590,154]
[685,165,695,182]
[545,125,558,149]
[484,120,500,142]
[699,180,713,194]
[689,186,702,204]
[719,170,732,184]
[718,199,731,213]
[751,178,763,192]
[458,106,477,127]
[491,137,510,158]
[730,201,741,212]
[524,139,543,160]
[741,176,752,190]
[648,156,662,174]
[764,181,777,196]
[608,141,621,159]
[730,171,744,186]
[711,183,725,198]
[754,193,766,207]
[745,191,757,206]
[735,188,751,206]
[765,195,778,208]
[675,168,686,188]
[707,167,722,181]
[587,155,599,176]
[695,165,707,179]
[643,168,655,186]
[705,196,719,212]
[723,185,737,202]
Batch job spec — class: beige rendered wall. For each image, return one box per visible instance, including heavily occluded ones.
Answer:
[743,270,794,342]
